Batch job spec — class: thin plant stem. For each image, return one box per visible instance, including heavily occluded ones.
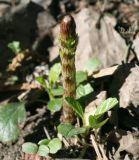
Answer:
[59,15,78,123]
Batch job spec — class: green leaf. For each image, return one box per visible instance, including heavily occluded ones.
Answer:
[76,83,93,99]
[95,98,118,116]
[84,57,101,73]
[58,123,73,137]
[48,138,62,154]
[48,63,61,85]
[0,102,26,142]
[8,41,21,54]
[36,76,49,90]
[58,123,86,138]
[67,127,86,137]
[89,115,97,127]
[52,86,63,96]
[38,139,50,145]
[37,145,49,157]
[89,115,109,129]
[47,98,62,113]
[22,142,38,154]
[65,97,84,120]
[76,71,87,86]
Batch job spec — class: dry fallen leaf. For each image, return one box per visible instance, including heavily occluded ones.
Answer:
[49,7,128,71]
[116,131,139,159]
[119,66,139,111]
[108,129,139,159]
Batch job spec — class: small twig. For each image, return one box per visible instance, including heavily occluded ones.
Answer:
[98,143,108,160]
[43,127,51,140]
[25,110,45,124]
[62,137,70,148]
[90,134,103,160]
[0,82,39,92]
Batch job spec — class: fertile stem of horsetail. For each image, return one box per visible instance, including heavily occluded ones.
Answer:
[59,15,78,123]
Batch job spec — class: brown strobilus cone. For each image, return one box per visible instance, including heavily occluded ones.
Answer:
[59,15,78,123]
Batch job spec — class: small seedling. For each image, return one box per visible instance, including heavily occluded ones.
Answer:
[8,41,21,54]
[58,97,118,137]
[57,96,118,157]
[36,63,94,114]
[36,63,62,100]
[36,63,63,113]
[22,138,62,158]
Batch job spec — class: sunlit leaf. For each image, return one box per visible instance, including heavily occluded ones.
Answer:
[38,139,50,145]
[47,98,62,113]
[22,142,38,154]
[48,63,61,85]
[37,145,49,157]
[8,41,21,54]
[48,138,62,154]
[36,76,49,90]
[95,98,118,116]
[76,83,93,99]
[58,123,86,138]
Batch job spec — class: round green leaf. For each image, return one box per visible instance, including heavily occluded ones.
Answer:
[22,142,38,154]
[37,145,49,157]
[38,139,50,145]
[47,98,62,113]
[48,138,62,154]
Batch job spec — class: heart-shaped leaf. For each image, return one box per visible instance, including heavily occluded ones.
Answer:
[22,142,38,154]
[0,102,26,142]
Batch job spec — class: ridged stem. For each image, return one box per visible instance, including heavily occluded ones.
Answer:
[59,15,78,123]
